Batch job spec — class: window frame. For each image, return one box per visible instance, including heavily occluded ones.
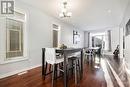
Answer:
[0,8,28,64]
[6,18,23,53]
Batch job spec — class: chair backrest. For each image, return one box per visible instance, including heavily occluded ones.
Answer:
[45,48,56,64]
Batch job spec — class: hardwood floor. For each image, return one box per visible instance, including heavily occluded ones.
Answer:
[105,55,129,87]
[0,58,107,87]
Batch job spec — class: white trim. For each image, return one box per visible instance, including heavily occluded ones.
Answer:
[0,57,28,64]
[101,59,114,87]
[0,64,42,79]
[106,60,125,87]
[103,52,113,56]
[52,23,61,47]
[126,68,130,75]
[18,71,28,75]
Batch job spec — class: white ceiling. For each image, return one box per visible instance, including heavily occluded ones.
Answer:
[19,0,129,30]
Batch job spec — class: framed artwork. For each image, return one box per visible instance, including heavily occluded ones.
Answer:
[126,19,130,36]
[73,30,80,44]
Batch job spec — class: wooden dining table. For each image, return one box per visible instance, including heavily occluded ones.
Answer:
[42,48,83,87]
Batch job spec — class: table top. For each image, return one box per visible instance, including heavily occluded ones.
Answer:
[55,48,83,53]
[87,47,100,50]
[55,48,82,50]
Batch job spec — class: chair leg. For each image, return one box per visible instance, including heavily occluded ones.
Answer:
[78,59,81,80]
[71,60,74,76]
[55,64,58,79]
[44,62,48,80]
[49,64,52,72]
[52,64,56,87]
[59,63,63,76]
[57,64,60,76]
[74,60,77,85]
[78,59,81,73]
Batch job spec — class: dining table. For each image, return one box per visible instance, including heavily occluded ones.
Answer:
[87,47,100,50]
[42,48,83,87]
[86,47,100,54]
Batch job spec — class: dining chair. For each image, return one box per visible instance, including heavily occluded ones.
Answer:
[68,52,81,85]
[69,56,81,85]
[43,48,64,80]
[43,48,81,86]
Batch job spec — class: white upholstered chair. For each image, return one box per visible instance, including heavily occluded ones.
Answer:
[44,48,64,86]
[45,48,64,65]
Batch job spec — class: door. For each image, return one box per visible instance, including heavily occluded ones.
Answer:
[53,30,58,47]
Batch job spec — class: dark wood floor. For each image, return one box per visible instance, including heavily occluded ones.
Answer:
[0,58,107,87]
[105,55,129,87]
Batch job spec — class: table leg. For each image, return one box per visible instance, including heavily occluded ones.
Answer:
[52,64,56,87]
[42,48,45,76]
[80,50,83,78]
[63,53,67,87]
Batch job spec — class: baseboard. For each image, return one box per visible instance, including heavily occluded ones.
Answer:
[101,59,114,87]
[29,64,42,70]
[103,52,113,56]
[125,67,130,86]
[0,64,42,79]
[106,60,125,87]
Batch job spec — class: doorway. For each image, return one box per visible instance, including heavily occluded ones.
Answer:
[52,24,60,47]
[92,35,105,49]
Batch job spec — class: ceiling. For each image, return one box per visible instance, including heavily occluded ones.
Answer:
[19,0,129,30]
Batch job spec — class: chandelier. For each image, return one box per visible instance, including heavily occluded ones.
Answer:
[59,0,72,18]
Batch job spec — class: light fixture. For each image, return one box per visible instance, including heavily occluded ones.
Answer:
[107,9,111,13]
[59,0,72,18]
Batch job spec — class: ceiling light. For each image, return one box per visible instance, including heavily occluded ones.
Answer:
[59,0,72,18]
[67,12,72,17]
[59,12,72,18]
[108,10,111,13]
[59,13,64,17]
[62,8,67,13]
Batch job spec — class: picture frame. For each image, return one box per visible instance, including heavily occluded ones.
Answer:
[125,19,130,36]
[73,30,80,44]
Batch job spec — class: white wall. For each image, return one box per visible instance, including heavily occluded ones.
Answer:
[0,0,84,78]
[120,0,130,69]
[60,24,84,48]
[111,27,120,52]
[84,31,89,48]
[119,27,124,58]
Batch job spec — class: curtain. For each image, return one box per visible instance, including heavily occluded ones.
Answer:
[88,32,90,47]
[108,30,112,51]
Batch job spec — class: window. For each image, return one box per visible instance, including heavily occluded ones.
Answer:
[5,10,26,60]
[52,24,61,47]
[0,9,27,64]
[6,18,23,58]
